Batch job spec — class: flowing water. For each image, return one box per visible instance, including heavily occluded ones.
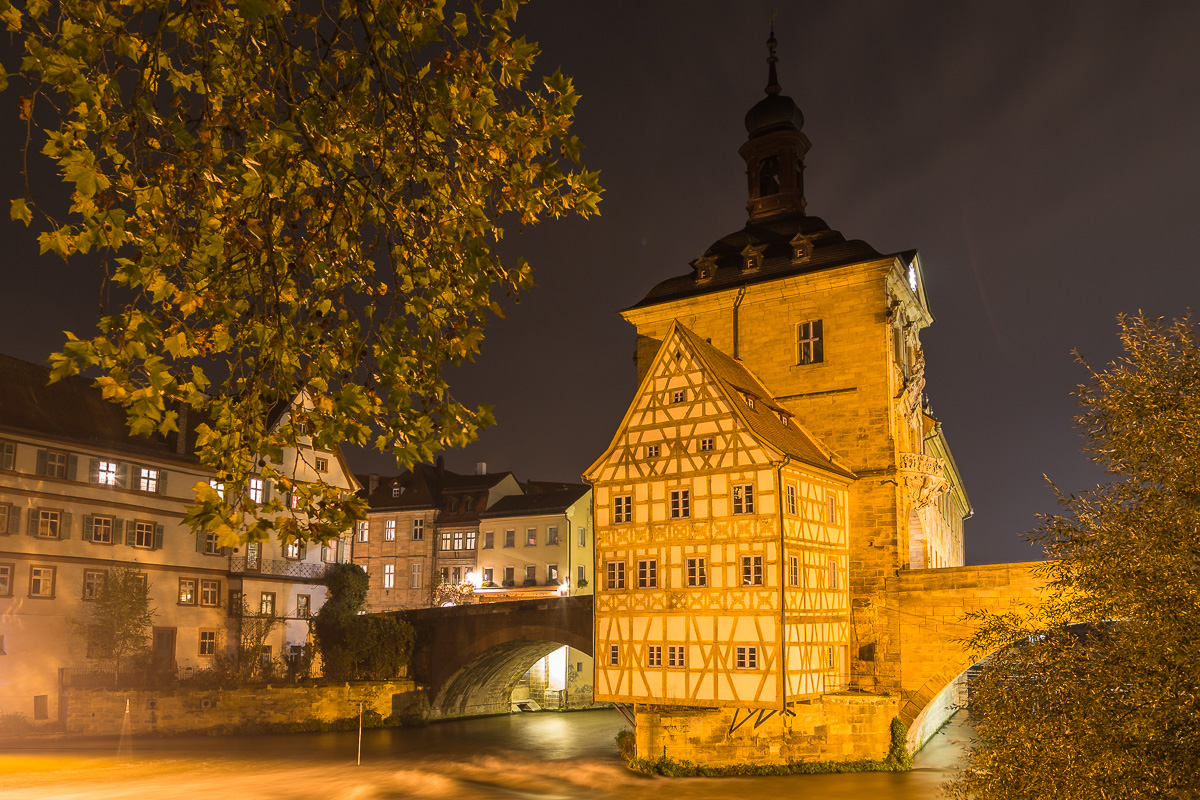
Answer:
[0,709,971,799]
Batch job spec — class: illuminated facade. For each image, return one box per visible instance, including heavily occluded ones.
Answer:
[587,32,971,764]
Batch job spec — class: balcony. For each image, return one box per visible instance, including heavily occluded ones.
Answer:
[898,451,949,509]
[229,556,330,581]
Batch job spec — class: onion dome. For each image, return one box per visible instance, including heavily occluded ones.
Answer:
[744,28,804,138]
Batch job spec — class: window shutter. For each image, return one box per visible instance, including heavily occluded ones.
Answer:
[35,449,47,476]
[113,518,125,542]
[27,508,38,536]
[221,545,232,556]
[7,506,19,535]
[83,515,94,539]
[196,530,206,554]
[129,464,142,490]
[158,471,168,495]
[89,458,100,484]
[298,542,307,560]
[2,441,16,470]
[117,462,129,489]
[812,320,824,364]
[124,520,135,546]
[67,454,78,481]
[337,539,348,563]
[60,512,72,539]
[263,480,273,502]
[153,524,165,550]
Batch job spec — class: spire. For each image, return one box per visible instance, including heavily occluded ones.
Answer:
[765,22,780,96]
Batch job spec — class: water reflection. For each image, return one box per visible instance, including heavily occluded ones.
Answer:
[0,709,972,799]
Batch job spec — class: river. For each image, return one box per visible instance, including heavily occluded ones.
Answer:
[0,709,970,799]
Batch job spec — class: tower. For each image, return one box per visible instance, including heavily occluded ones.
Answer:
[587,29,971,766]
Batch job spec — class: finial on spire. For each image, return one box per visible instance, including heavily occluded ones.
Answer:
[765,14,780,96]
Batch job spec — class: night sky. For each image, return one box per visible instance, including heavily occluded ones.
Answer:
[2,2,1198,565]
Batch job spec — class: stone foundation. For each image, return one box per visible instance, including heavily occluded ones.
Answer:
[64,680,422,737]
[634,693,899,767]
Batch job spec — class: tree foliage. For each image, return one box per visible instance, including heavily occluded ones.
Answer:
[313,562,414,680]
[948,313,1200,800]
[74,565,156,677]
[1,0,601,546]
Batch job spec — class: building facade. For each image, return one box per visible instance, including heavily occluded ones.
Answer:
[587,34,971,764]
[0,355,355,726]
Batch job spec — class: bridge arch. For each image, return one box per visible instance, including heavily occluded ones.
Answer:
[404,595,593,719]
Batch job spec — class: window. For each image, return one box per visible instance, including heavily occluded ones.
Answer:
[90,516,113,544]
[504,566,514,585]
[392,485,401,498]
[261,646,272,667]
[578,527,586,547]
[482,531,494,549]
[33,695,49,720]
[0,440,14,471]
[609,645,619,666]
[670,489,690,519]
[260,592,276,616]
[410,563,422,589]
[246,541,260,569]
[524,565,536,583]
[465,531,477,550]
[97,460,118,485]
[686,557,707,587]
[356,520,369,542]
[453,531,464,550]
[321,542,337,563]
[209,479,225,499]
[700,437,714,452]
[671,389,685,404]
[647,645,662,667]
[797,320,824,365]
[779,413,790,428]
[315,457,328,472]
[199,630,217,657]
[139,467,160,493]
[483,567,493,583]
[412,519,424,540]
[0,564,11,597]
[179,578,197,604]
[789,555,800,587]
[827,493,838,524]
[44,450,69,479]
[504,530,515,548]
[440,532,452,551]
[30,565,55,598]
[741,555,763,586]
[733,484,755,514]
[735,646,758,669]
[526,528,537,546]
[548,564,558,583]
[786,484,797,516]
[637,559,657,589]
[203,530,220,555]
[613,495,632,524]
[0,503,8,534]
[297,594,310,617]
[668,645,685,668]
[440,567,450,584]
[384,519,396,541]
[37,509,61,538]
[200,580,220,606]
[284,540,303,559]
[83,570,106,601]
[828,557,839,590]
[543,526,558,546]
[134,520,154,548]
[645,444,660,458]
[384,563,395,588]
[606,561,626,590]
[463,497,474,513]
[248,477,264,503]
[744,394,756,410]
[578,565,586,585]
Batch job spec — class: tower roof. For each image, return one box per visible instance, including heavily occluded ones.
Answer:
[744,27,804,138]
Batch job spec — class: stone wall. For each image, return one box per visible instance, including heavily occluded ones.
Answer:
[64,680,422,737]
[634,693,898,767]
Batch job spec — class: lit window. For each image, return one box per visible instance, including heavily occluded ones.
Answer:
[647,645,662,667]
[440,532,452,551]
[686,557,707,587]
[37,510,60,539]
[797,320,824,365]
[609,645,619,666]
[179,578,197,605]
[526,528,537,546]
[392,485,401,498]
[668,645,685,668]
[733,484,755,514]
[637,559,657,589]
[786,484,797,516]
[248,477,264,503]
[606,561,626,590]
[645,444,660,459]
[90,516,113,544]
[465,531,477,550]
[199,630,217,657]
[744,394,756,410]
[284,540,303,560]
[670,489,690,519]
[384,520,396,541]
[548,564,558,583]
[700,437,714,452]
[200,580,220,606]
[525,565,537,583]
[29,566,55,598]
[454,531,465,550]
[356,520,369,542]
[483,567,493,583]
[613,495,632,524]
[412,519,424,540]
[209,479,225,499]
[97,460,118,486]
[139,467,159,493]
[741,555,763,586]
[297,594,310,617]
[82,570,106,601]
[260,592,276,616]
[735,646,758,669]
[384,564,395,589]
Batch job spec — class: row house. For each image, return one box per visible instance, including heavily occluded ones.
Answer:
[0,355,355,725]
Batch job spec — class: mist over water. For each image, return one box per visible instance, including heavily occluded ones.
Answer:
[0,709,971,799]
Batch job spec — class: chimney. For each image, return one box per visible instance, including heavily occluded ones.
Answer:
[368,473,379,494]
[476,461,487,476]
[436,455,445,476]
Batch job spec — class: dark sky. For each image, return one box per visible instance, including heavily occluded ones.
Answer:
[2,2,1199,565]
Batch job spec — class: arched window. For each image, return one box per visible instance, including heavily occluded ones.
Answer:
[758,156,780,196]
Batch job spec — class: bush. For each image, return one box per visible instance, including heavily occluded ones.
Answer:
[615,728,636,763]
[314,563,414,680]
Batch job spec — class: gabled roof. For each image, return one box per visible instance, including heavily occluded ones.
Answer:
[0,354,198,462]
[479,482,590,518]
[360,462,520,515]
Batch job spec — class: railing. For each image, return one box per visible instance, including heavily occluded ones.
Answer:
[229,556,330,580]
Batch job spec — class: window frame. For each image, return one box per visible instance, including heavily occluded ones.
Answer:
[383,563,395,589]
[525,528,537,547]
[647,645,662,667]
[29,564,56,598]
[504,529,515,548]
[741,554,764,586]
[410,563,423,589]
[797,319,824,365]
[37,508,62,539]
[259,592,276,616]
[200,579,220,607]
[609,644,619,666]
[686,556,707,587]
[248,477,264,503]
[133,519,155,549]
[667,645,685,668]
[735,645,759,670]
[82,569,107,601]
[789,555,800,587]
[605,560,626,590]
[700,437,714,452]
[645,444,660,459]
[199,630,218,657]
[97,459,119,486]
[0,563,12,597]
[384,519,396,541]
[44,450,69,479]
[138,467,160,493]
[613,495,632,524]
[412,518,424,541]
[297,593,311,617]
[637,558,658,589]
[90,515,114,545]
[786,483,797,516]
[178,578,197,605]
[732,484,755,515]
[669,489,690,519]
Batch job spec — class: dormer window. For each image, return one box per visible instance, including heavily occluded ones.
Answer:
[391,485,401,498]
[744,394,756,411]
[691,256,717,284]
[790,233,811,262]
[740,244,765,272]
[779,413,790,428]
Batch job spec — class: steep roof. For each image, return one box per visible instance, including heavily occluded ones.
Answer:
[360,462,519,513]
[0,354,198,462]
[479,482,590,518]
[673,323,855,479]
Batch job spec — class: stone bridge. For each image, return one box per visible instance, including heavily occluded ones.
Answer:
[889,561,1049,751]
[404,594,593,719]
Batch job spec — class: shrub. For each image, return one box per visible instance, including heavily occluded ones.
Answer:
[615,728,636,763]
